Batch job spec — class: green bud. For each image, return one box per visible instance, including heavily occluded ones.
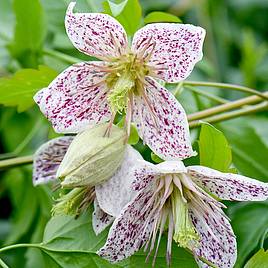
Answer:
[57,123,127,188]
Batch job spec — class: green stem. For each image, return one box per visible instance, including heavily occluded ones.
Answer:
[198,256,218,268]
[183,81,268,101]
[187,91,268,121]
[184,85,228,104]
[0,119,43,160]
[189,101,268,128]
[173,82,184,97]
[43,49,80,65]
[0,243,40,254]
[0,155,33,170]
[184,248,217,268]
[0,258,9,268]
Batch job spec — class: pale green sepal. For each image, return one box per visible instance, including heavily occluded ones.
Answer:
[57,123,127,188]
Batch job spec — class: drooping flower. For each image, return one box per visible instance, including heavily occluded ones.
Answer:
[34,2,205,160]
[98,160,268,267]
[33,124,143,234]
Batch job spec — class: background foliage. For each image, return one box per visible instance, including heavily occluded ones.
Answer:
[0,0,268,267]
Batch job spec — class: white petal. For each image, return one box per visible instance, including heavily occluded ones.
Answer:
[92,199,114,235]
[97,188,155,262]
[188,166,268,201]
[132,77,194,160]
[156,160,187,174]
[95,145,143,217]
[132,23,205,83]
[65,2,128,60]
[190,207,237,268]
[34,62,111,133]
[33,136,73,186]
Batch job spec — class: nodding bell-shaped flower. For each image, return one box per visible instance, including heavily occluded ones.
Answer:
[98,160,268,268]
[34,2,205,161]
[32,123,143,235]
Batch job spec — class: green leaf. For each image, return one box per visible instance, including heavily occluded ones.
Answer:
[244,249,268,268]
[37,209,197,267]
[25,213,51,268]
[199,122,232,172]
[128,124,139,145]
[0,65,57,112]
[4,169,38,245]
[220,117,268,182]
[151,152,164,163]
[43,211,106,252]
[144,11,181,24]
[228,202,268,268]
[116,117,139,145]
[103,0,142,35]
[10,0,47,67]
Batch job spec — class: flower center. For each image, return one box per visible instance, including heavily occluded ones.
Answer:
[52,186,95,218]
[171,185,199,249]
[106,53,150,113]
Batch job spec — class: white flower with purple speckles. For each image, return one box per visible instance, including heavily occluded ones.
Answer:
[34,2,205,160]
[98,160,268,267]
[33,136,143,235]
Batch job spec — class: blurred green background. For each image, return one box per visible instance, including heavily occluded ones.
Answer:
[0,0,268,267]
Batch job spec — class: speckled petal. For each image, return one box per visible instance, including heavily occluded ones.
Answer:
[190,207,237,268]
[132,160,187,192]
[156,160,187,174]
[131,160,160,191]
[132,77,194,160]
[92,199,114,235]
[97,188,154,263]
[65,2,128,60]
[95,145,143,217]
[188,166,268,201]
[33,136,74,186]
[34,62,111,133]
[34,87,46,106]
[132,23,205,83]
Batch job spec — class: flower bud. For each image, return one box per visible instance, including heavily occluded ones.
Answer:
[57,123,127,188]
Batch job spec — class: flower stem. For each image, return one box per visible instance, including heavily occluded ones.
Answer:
[184,85,228,104]
[0,155,33,170]
[43,49,80,64]
[0,243,40,253]
[0,119,43,160]
[198,256,218,268]
[0,258,9,268]
[184,248,218,268]
[189,101,268,128]
[0,243,41,268]
[183,81,268,101]
[173,82,184,97]
[187,91,268,121]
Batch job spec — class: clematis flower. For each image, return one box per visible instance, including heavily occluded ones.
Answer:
[34,2,205,160]
[98,160,268,267]
[33,125,143,234]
